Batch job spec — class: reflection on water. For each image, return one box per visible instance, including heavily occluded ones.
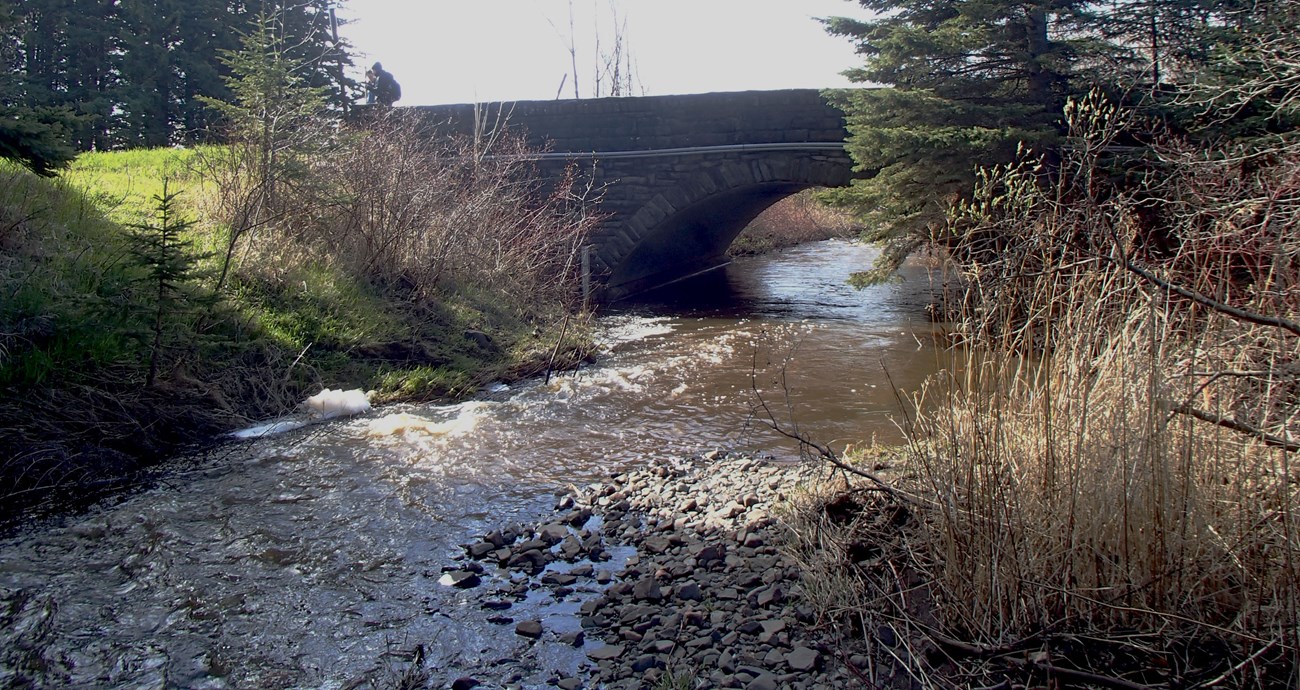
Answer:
[0,240,949,688]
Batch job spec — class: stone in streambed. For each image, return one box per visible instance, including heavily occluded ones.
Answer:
[438,571,481,588]
[587,644,625,661]
[786,646,820,672]
[515,620,543,638]
[631,578,662,601]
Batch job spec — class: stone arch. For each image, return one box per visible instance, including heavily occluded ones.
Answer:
[598,153,852,300]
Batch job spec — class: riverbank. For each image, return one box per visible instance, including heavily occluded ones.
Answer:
[429,451,881,690]
[0,125,598,527]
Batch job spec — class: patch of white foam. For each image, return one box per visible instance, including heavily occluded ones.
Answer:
[365,409,480,439]
[303,388,372,419]
[598,316,676,346]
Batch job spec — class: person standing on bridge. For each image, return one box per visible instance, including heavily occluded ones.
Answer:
[370,62,401,107]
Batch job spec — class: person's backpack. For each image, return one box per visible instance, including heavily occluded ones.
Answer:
[391,79,401,103]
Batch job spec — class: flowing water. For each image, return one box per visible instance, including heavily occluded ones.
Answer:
[0,240,946,689]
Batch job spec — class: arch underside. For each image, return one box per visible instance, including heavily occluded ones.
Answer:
[604,182,809,298]
[600,154,853,300]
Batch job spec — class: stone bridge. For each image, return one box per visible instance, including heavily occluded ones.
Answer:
[412,89,853,301]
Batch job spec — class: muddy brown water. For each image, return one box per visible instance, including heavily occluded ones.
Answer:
[0,240,948,689]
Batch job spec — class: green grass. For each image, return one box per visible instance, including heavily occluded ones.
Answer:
[2,148,577,392]
[2,144,592,522]
[65,147,210,227]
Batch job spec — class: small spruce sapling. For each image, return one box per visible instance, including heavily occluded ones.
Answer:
[127,180,211,388]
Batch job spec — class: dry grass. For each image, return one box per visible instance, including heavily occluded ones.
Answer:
[205,110,597,312]
[783,93,1299,688]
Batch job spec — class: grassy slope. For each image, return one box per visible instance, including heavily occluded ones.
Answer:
[0,149,590,523]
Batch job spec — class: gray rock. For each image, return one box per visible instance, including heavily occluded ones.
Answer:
[437,571,480,588]
[538,523,569,544]
[630,655,660,672]
[786,647,820,672]
[542,572,579,586]
[746,674,778,690]
[632,578,663,601]
[557,678,582,690]
[756,585,784,607]
[515,620,543,638]
[643,536,672,553]
[587,644,625,661]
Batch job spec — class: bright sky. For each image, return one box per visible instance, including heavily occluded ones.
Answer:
[337,1,872,106]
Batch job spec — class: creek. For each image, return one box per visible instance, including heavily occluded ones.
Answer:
[0,240,946,689]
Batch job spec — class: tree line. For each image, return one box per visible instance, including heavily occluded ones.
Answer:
[0,0,353,176]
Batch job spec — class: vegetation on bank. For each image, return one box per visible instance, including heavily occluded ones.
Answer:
[776,1,1300,686]
[0,116,597,525]
[728,190,861,257]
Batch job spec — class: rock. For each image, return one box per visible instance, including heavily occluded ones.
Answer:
[557,679,582,690]
[515,620,543,638]
[538,523,569,544]
[746,674,778,690]
[437,571,481,588]
[542,572,579,586]
[481,599,512,610]
[451,678,480,690]
[559,536,583,560]
[642,536,672,554]
[756,585,784,607]
[675,582,702,601]
[786,647,820,672]
[467,542,496,558]
[559,630,585,647]
[630,655,660,672]
[587,644,625,661]
[631,578,662,601]
[695,544,726,566]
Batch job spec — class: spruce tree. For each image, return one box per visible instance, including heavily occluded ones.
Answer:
[127,180,207,388]
[822,0,1104,281]
[0,0,75,175]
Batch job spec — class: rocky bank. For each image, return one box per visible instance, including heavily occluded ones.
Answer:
[433,452,873,690]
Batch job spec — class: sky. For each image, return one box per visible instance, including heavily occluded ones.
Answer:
[336,1,872,106]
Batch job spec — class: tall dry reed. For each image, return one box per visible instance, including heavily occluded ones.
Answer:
[903,93,1298,666]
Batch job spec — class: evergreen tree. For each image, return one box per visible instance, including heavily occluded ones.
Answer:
[127,180,209,388]
[822,0,1107,281]
[0,0,75,175]
[9,0,351,150]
